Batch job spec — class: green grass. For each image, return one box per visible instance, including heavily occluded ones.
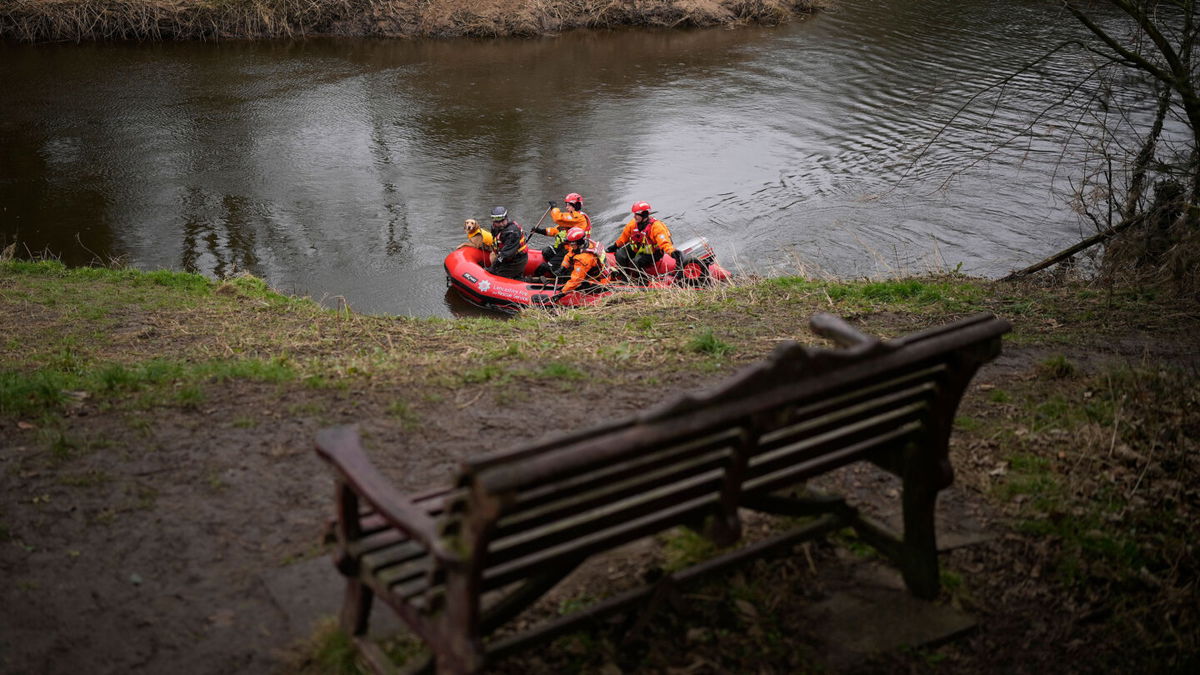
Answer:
[764,276,986,312]
[631,316,656,332]
[687,329,734,357]
[988,388,1012,403]
[534,361,586,381]
[174,385,205,409]
[1037,354,1078,379]
[955,415,983,432]
[0,370,71,417]
[461,364,505,384]
[386,400,421,430]
[304,619,364,675]
[0,356,297,418]
[660,526,719,572]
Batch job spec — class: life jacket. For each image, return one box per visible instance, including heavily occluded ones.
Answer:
[494,220,528,259]
[627,221,656,256]
[510,221,529,253]
[563,240,608,277]
[582,239,609,278]
[467,228,494,250]
[552,212,592,247]
[517,225,528,254]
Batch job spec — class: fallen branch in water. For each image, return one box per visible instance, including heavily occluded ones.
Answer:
[1000,213,1147,281]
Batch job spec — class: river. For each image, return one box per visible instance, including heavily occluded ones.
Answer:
[0,0,1154,316]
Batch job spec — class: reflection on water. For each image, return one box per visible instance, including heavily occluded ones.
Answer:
[0,0,1147,316]
[442,287,516,319]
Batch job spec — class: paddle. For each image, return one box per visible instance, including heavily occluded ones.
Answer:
[528,201,555,237]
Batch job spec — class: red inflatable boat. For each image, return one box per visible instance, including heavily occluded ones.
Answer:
[444,237,731,311]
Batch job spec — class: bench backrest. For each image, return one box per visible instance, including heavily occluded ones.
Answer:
[435,312,1008,596]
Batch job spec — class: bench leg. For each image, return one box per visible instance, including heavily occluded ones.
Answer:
[901,482,940,600]
[341,579,374,636]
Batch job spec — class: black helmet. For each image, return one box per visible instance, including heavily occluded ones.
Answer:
[490,206,508,221]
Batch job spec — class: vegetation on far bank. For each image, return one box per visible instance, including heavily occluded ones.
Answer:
[0,0,824,43]
[2,258,1197,672]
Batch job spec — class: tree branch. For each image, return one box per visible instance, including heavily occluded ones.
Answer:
[1000,212,1148,281]
[1065,2,1176,85]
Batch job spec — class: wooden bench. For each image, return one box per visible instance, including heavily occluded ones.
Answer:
[314,312,1010,674]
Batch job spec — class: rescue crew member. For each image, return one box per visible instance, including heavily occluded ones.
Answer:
[606,201,681,279]
[552,227,610,301]
[532,192,592,277]
[458,219,496,265]
[486,206,529,280]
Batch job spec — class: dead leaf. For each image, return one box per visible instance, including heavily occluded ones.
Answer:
[734,598,758,619]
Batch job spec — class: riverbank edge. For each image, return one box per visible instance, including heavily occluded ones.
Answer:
[0,0,825,43]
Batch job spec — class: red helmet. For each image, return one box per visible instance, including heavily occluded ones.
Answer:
[564,193,583,206]
[631,201,652,215]
[565,227,587,245]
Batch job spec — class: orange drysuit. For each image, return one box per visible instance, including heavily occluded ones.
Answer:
[559,244,610,294]
[543,209,593,245]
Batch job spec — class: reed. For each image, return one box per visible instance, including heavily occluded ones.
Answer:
[0,0,822,42]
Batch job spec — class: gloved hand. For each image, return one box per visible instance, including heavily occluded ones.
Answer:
[551,292,565,303]
[547,200,556,208]
[606,243,618,254]
[533,227,547,236]
[671,250,682,263]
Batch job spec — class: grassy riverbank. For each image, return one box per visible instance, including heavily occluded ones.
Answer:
[0,0,823,42]
[1,259,1197,672]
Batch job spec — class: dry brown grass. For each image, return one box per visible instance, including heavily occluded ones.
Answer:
[0,0,821,42]
[0,0,360,41]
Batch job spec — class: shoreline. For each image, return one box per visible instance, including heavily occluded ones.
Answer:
[0,0,824,44]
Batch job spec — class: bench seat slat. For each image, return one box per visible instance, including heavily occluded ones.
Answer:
[748,404,927,481]
[491,441,737,539]
[509,428,743,513]
[348,528,412,558]
[360,539,429,572]
[342,491,454,552]
[744,422,922,497]
[762,365,944,431]
[482,490,720,591]
[484,463,726,570]
[759,380,937,450]
[375,555,428,588]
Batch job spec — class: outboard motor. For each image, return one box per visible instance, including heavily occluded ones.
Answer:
[674,237,718,285]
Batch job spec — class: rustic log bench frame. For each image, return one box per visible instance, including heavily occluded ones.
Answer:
[315,312,1009,674]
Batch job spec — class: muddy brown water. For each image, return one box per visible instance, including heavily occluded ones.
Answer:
[0,0,1172,317]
